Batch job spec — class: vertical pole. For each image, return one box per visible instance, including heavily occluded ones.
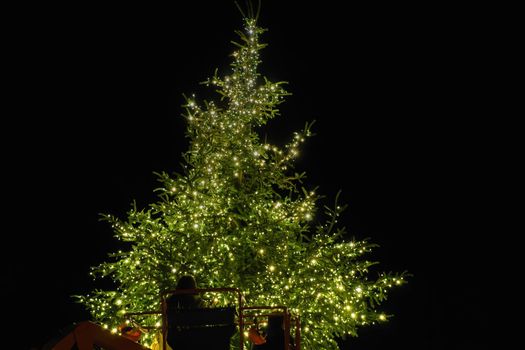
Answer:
[239,290,244,350]
[284,310,290,350]
[295,315,301,350]
[161,294,167,350]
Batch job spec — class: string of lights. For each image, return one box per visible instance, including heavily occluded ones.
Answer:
[77,17,407,349]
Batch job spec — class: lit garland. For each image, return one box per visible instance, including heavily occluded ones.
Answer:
[77,17,407,349]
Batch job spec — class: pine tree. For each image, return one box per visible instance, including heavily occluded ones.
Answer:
[78,14,407,350]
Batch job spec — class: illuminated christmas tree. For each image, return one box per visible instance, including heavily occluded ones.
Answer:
[78,13,407,350]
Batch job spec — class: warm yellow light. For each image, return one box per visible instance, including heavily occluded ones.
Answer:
[79,17,408,350]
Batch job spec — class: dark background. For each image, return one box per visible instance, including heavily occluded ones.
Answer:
[5,1,504,349]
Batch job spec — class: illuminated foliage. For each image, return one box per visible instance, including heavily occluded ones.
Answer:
[78,17,407,349]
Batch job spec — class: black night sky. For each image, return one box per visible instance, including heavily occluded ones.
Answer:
[6,2,501,349]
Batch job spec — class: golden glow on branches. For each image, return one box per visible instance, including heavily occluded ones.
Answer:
[77,17,407,350]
